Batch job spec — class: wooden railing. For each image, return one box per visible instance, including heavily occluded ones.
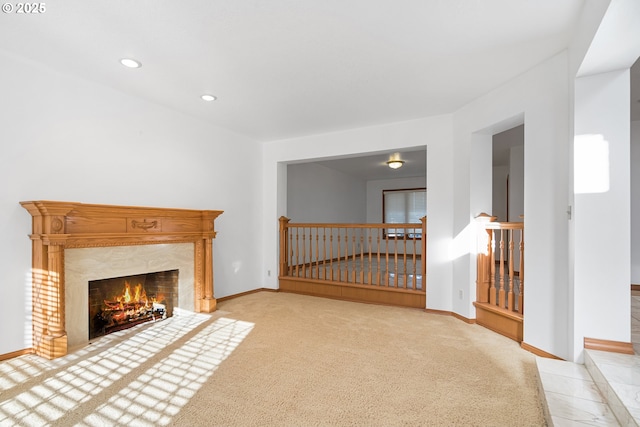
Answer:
[474,214,524,342]
[278,217,426,307]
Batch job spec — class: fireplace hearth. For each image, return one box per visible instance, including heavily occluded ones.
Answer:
[89,270,178,340]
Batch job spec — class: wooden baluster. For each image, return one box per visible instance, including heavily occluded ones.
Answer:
[402,230,408,289]
[322,228,327,280]
[279,217,290,277]
[336,228,342,282]
[508,230,515,311]
[393,232,399,288]
[359,229,365,284]
[288,230,294,276]
[367,230,372,285]
[329,228,334,281]
[309,227,313,278]
[301,228,307,278]
[306,227,311,278]
[421,217,427,293]
[344,228,349,282]
[377,228,381,286]
[385,229,390,287]
[296,227,300,277]
[489,229,496,305]
[304,227,309,278]
[412,227,417,290]
[498,230,506,308]
[309,227,314,278]
[345,228,350,282]
[519,229,525,314]
[309,227,318,279]
[314,227,319,279]
[342,227,346,282]
[342,228,346,282]
[344,228,349,283]
[351,229,357,283]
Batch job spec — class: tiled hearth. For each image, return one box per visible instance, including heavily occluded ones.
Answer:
[65,244,194,349]
[537,291,640,426]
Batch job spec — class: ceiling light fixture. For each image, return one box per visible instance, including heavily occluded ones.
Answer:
[201,94,217,102]
[120,58,142,68]
[386,159,405,169]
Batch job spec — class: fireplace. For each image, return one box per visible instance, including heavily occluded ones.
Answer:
[88,269,179,340]
[21,201,223,359]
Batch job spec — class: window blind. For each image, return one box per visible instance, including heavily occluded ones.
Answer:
[383,188,426,238]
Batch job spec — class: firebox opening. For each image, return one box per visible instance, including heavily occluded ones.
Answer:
[88,269,179,340]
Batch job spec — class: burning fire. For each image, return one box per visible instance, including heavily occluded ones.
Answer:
[118,282,146,304]
[109,281,164,309]
[97,280,167,334]
[92,276,171,340]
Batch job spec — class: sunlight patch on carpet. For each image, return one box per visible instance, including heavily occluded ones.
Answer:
[82,317,254,426]
[0,313,253,426]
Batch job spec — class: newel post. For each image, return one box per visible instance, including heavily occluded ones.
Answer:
[475,213,497,304]
[279,216,290,277]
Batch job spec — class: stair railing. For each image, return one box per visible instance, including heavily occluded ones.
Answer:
[476,214,524,314]
[279,217,426,291]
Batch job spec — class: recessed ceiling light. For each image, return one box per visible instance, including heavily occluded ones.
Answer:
[120,58,141,68]
[201,94,217,102]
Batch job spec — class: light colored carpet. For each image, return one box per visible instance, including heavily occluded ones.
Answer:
[0,291,545,426]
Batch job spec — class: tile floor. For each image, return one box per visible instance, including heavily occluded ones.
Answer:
[632,290,640,355]
[536,291,640,426]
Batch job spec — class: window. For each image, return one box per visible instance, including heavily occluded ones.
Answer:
[383,188,426,238]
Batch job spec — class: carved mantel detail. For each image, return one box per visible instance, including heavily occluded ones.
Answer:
[20,200,223,359]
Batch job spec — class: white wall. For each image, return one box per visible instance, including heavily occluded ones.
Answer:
[0,50,262,356]
[287,163,366,223]
[452,132,492,316]
[262,116,453,311]
[569,0,640,362]
[573,70,631,360]
[453,52,572,359]
[632,120,640,284]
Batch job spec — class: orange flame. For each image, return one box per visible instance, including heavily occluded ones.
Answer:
[112,281,152,308]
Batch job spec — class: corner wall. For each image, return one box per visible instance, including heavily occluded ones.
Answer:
[453,52,572,359]
[573,69,631,359]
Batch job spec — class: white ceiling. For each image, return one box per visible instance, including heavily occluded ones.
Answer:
[0,0,589,142]
[312,149,427,181]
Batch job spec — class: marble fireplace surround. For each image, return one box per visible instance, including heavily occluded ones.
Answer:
[21,201,223,359]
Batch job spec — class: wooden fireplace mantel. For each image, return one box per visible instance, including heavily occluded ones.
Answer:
[20,200,223,359]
